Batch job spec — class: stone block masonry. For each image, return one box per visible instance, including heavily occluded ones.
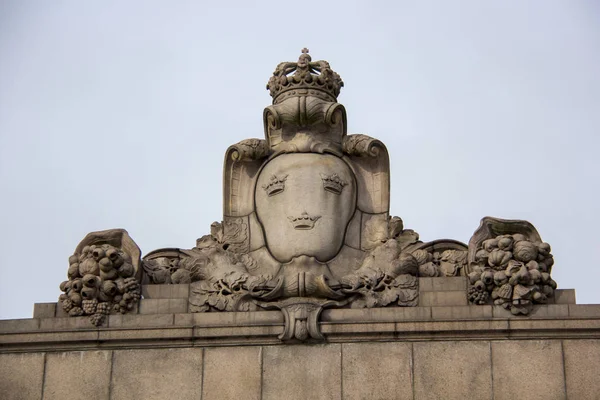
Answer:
[2,339,600,399]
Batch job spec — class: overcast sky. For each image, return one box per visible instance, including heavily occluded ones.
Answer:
[1,1,599,320]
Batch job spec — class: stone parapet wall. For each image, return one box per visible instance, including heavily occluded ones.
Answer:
[2,277,600,399]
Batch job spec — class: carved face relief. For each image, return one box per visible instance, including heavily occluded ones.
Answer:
[255,153,356,263]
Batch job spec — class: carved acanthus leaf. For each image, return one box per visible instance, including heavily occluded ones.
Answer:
[340,239,419,308]
[388,216,404,238]
[363,216,388,251]
[222,217,249,253]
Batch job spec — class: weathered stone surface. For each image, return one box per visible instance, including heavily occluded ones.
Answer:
[40,316,100,330]
[322,306,431,322]
[256,153,356,263]
[568,304,600,318]
[413,341,492,400]
[430,276,468,291]
[138,298,187,314]
[342,342,412,400]
[40,316,98,330]
[262,344,341,400]
[0,330,99,348]
[193,324,282,339]
[431,305,492,319]
[321,322,396,336]
[529,304,569,318]
[98,326,192,342]
[563,339,600,399]
[43,351,111,400]
[419,291,467,306]
[507,318,600,331]
[111,348,203,400]
[0,318,39,332]
[202,347,262,400]
[0,353,44,400]
[492,304,569,318]
[174,310,283,326]
[491,340,565,400]
[55,304,67,317]
[141,284,189,299]
[418,277,434,292]
[33,303,56,318]
[107,313,173,328]
[553,289,576,304]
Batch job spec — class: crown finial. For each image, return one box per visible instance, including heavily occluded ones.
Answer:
[266,50,344,104]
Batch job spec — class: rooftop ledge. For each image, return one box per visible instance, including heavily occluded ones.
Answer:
[3,278,598,353]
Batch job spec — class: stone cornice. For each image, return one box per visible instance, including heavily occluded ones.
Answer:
[2,306,600,354]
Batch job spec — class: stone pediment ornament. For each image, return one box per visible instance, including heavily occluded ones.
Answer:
[58,50,559,337]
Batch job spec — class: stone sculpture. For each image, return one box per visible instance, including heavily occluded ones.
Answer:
[466,217,557,315]
[59,50,558,337]
[59,229,142,326]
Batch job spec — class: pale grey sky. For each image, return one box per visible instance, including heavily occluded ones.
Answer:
[1,1,599,319]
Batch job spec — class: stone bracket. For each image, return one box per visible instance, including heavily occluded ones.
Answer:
[255,297,351,342]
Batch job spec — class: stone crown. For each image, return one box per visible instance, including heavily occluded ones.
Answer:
[320,173,347,194]
[266,48,344,104]
[287,212,321,230]
[262,174,288,196]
